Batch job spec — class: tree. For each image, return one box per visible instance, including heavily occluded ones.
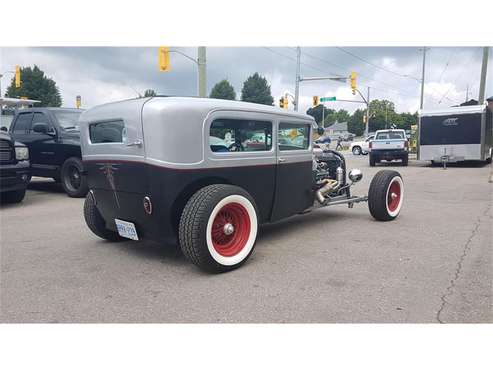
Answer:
[210,79,236,100]
[324,109,351,127]
[144,89,157,97]
[6,65,61,107]
[348,109,365,136]
[368,99,397,132]
[240,73,274,105]
[307,105,332,126]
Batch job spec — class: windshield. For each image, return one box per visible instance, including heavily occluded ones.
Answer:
[376,131,404,140]
[53,111,82,130]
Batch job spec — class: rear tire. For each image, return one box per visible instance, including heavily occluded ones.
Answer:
[179,184,258,273]
[61,157,88,198]
[402,155,409,166]
[352,146,362,155]
[1,189,26,203]
[368,170,404,221]
[83,192,123,241]
[369,155,377,167]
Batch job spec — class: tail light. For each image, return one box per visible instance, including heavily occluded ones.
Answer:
[369,141,372,150]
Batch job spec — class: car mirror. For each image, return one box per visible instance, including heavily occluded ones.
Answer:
[0,126,7,132]
[32,122,55,135]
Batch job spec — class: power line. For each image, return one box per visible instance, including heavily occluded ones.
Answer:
[297,48,434,102]
[262,47,335,76]
[336,47,422,82]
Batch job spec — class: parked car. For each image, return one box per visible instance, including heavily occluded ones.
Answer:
[350,135,374,155]
[0,130,30,203]
[79,97,404,273]
[9,107,88,197]
[369,129,409,166]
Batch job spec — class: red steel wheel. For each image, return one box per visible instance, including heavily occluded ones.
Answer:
[211,202,251,257]
[387,179,402,213]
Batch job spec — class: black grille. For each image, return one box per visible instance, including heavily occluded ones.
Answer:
[0,139,13,162]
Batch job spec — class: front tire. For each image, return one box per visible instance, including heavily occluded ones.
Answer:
[368,170,404,221]
[179,184,258,273]
[61,157,88,198]
[83,192,123,241]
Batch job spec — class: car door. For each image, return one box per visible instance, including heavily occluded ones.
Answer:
[28,111,59,174]
[271,120,314,221]
[10,111,33,145]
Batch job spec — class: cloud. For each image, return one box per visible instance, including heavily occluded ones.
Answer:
[1,46,490,113]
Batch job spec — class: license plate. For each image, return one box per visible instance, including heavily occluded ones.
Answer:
[115,219,139,240]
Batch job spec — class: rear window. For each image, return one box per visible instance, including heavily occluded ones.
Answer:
[89,120,126,143]
[278,123,310,150]
[376,131,404,140]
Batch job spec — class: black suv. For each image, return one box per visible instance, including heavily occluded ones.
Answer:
[0,130,30,203]
[9,108,88,197]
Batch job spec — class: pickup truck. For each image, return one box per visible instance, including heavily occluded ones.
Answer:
[9,107,88,197]
[369,129,409,166]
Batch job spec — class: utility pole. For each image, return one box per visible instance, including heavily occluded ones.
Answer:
[294,47,301,111]
[466,84,469,102]
[478,46,489,104]
[365,87,370,137]
[419,47,428,110]
[197,47,207,98]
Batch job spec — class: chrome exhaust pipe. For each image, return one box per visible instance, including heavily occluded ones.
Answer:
[316,167,344,203]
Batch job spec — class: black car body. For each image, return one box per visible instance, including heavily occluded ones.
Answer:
[0,131,30,203]
[9,108,88,197]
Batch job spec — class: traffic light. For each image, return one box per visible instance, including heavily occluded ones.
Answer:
[279,96,289,109]
[76,95,81,109]
[279,97,285,109]
[363,114,367,124]
[313,96,319,106]
[158,47,171,72]
[350,71,357,95]
[15,65,21,88]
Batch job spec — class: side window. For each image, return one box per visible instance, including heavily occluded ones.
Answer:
[32,112,54,133]
[210,119,272,152]
[12,113,33,133]
[278,123,310,151]
[89,120,126,144]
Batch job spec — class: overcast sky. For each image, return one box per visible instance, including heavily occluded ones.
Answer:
[1,47,491,114]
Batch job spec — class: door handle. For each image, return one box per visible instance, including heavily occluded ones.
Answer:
[126,140,143,147]
[278,157,287,163]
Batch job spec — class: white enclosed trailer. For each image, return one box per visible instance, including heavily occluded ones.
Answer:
[418,105,492,163]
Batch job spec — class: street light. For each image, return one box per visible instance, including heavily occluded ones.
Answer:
[165,48,207,98]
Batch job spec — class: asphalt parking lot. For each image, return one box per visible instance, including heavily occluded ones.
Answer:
[1,154,491,323]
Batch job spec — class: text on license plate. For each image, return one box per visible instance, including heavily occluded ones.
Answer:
[115,219,139,240]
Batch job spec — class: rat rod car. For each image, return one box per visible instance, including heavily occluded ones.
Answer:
[79,97,404,273]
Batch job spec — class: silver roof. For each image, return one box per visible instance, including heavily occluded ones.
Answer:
[82,96,315,122]
[419,104,486,117]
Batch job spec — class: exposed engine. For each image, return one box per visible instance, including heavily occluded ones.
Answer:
[313,150,349,204]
